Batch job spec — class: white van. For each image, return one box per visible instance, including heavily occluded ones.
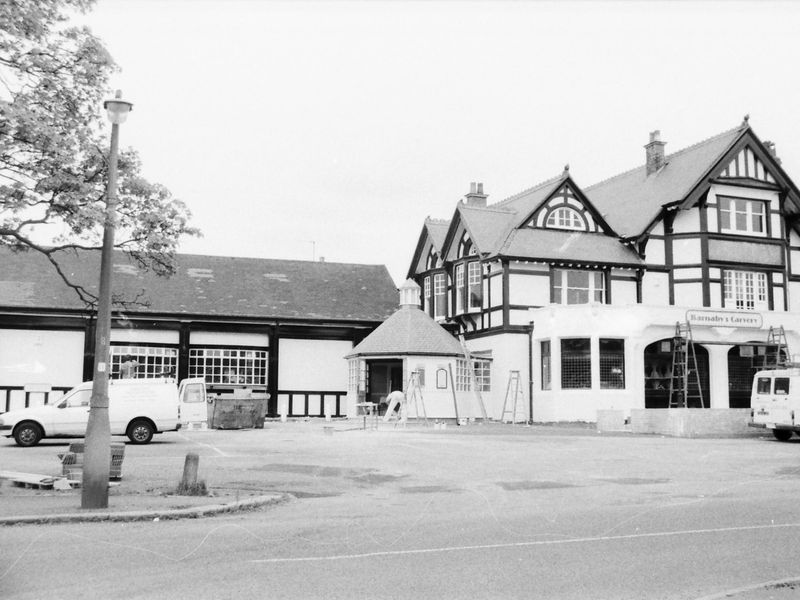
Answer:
[750,368,800,441]
[0,377,207,447]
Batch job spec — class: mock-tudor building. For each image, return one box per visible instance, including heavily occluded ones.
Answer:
[408,120,800,422]
[0,249,397,417]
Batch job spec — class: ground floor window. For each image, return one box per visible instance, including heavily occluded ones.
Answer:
[456,358,491,391]
[599,338,625,389]
[110,345,178,379]
[541,340,551,390]
[188,348,267,385]
[561,338,591,389]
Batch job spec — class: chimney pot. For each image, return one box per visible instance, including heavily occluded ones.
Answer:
[464,181,488,208]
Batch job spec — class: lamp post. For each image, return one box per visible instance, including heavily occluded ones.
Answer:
[82,90,133,509]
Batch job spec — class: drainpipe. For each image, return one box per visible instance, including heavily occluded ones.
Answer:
[527,321,535,424]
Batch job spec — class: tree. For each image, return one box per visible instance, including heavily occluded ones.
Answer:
[0,0,199,305]
[1,0,200,509]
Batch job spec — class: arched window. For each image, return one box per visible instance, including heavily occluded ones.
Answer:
[546,206,585,231]
[457,233,476,258]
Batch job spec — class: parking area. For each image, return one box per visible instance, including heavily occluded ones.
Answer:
[1,420,798,520]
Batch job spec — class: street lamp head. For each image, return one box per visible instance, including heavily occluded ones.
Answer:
[103,90,133,125]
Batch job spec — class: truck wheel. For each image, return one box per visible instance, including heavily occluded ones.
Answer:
[772,429,793,441]
[127,419,154,444]
[13,422,43,447]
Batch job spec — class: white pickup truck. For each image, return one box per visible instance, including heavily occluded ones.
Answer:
[750,368,800,441]
[0,378,208,447]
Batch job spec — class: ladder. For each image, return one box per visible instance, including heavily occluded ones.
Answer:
[500,370,525,425]
[404,370,428,425]
[668,322,705,409]
[458,334,490,420]
[759,326,789,370]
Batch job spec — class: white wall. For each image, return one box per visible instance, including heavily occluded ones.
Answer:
[509,273,549,307]
[673,282,702,307]
[672,238,701,264]
[278,338,351,390]
[672,209,701,233]
[641,272,669,304]
[0,329,84,387]
[467,332,530,421]
[111,328,179,344]
[190,331,269,346]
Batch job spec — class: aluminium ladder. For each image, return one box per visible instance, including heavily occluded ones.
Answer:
[500,370,525,425]
[668,322,705,409]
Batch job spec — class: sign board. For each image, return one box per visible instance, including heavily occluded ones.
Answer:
[685,309,763,329]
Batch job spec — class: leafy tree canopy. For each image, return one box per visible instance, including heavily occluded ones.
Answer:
[0,0,199,305]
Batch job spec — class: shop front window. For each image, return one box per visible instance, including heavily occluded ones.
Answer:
[599,338,625,389]
[561,338,591,389]
[111,345,178,379]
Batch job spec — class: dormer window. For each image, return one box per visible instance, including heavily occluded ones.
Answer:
[545,206,585,231]
[458,233,477,258]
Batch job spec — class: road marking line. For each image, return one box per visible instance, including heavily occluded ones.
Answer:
[176,433,228,456]
[250,522,800,564]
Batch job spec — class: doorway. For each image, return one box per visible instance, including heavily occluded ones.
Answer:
[644,338,709,408]
[367,359,403,413]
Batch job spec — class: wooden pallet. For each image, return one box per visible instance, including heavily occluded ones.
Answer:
[0,470,55,490]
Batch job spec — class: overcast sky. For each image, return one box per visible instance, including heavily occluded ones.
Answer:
[81,0,800,286]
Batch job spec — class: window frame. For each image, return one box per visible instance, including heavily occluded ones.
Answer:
[552,268,606,305]
[560,337,591,389]
[723,269,769,311]
[110,344,179,379]
[541,340,551,391]
[718,196,768,237]
[599,338,625,389]
[423,275,431,314]
[545,206,585,231]
[188,347,268,386]
[467,260,482,312]
[433,272,447,319]
[455,263,465,314]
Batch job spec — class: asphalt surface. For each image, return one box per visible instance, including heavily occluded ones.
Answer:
[1,420,800,599]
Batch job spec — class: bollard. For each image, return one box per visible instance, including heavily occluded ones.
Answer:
[181,452,199,489]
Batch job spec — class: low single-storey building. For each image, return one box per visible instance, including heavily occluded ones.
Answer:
[0,248,398,417]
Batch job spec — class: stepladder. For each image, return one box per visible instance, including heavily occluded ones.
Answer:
[500,370,526,424]
[384,370,428,425]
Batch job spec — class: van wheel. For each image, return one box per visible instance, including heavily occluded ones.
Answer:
[14,422,43,447]
[127,420,154,444]
[772,429,793,441]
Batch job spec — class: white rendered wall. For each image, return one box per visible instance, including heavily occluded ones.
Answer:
[509,272,549,307]
[641,272,669,304]
[611,277,637,305]
[673,282,702,307]
[672,238,701,264]
[466,332,530,421]
[672,209,701,233]
[278,338,351,390]
[111,328,179,344]
[189,331,270,347]
[0,329,84,387]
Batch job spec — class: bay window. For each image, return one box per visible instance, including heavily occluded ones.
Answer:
[455,264,465,313]
[468,261,482,311]
[433,272,446,318]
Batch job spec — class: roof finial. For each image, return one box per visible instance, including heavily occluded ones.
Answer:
[563,163,569,175]
[742,113,750,126]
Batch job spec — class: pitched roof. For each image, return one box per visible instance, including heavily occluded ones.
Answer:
[346,305,464,357]
[425,218,450,253]
[457,204,516,255]
[500,229,642,267]
[0,248,398,322]
[585,125,745,237]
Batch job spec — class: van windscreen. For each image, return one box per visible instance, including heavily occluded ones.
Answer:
[756,378,771,394]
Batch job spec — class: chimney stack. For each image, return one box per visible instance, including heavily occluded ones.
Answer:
[645,130,667,175]
[464,182,488,207]
[764,141,781,164]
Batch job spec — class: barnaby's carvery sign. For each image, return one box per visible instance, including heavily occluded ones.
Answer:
[685,310,763,329]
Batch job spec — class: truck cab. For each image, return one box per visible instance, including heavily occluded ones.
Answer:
[750,368,800,441]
